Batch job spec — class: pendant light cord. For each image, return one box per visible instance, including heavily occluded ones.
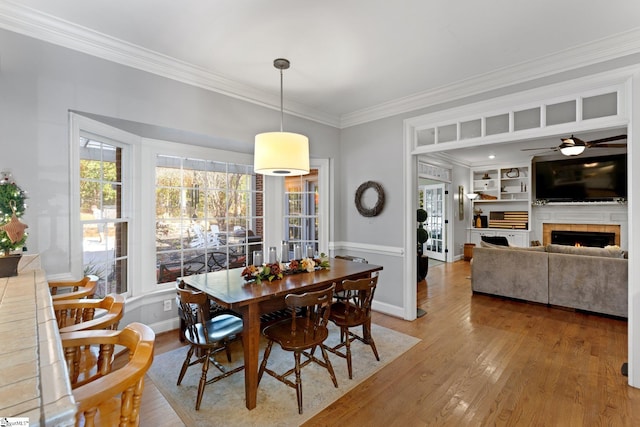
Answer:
[279,67,284,132]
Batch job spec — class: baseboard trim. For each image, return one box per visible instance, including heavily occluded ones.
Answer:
[148,317,180,334]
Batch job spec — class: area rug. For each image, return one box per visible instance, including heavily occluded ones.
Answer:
[147,324,420,426]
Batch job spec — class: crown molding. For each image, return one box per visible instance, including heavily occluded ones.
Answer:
[0,1,340,128]
[2,1,639,130]
[340,27,640,128]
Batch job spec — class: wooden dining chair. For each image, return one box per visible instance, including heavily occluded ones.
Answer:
[49,275,98,301]
[60,322,155,426]
[54,294,125,333]
[176,280,239,342]
[324,274,380,379]
[258,284,338,414]
[176,286,244,410]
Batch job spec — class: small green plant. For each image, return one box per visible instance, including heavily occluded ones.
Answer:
[0,173,28,255]
[417,208,429,256]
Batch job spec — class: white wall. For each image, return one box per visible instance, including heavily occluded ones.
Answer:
[336,116,405,312]
[0,29,339,278]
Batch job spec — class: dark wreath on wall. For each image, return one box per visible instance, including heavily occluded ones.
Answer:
[355,181,385,217]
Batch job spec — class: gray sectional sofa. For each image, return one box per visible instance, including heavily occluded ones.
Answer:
[471,243,628,317]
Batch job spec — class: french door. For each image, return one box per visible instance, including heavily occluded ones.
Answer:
[419,183,446,262]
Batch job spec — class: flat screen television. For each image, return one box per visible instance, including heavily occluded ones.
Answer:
[533,154,627,202]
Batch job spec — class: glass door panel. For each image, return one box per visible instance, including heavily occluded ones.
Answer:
[420,183,446,261]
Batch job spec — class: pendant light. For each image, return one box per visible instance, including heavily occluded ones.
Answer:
[254,58,309,176]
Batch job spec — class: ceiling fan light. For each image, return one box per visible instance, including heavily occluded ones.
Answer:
[559,136,586,156]
[560,145,586,156]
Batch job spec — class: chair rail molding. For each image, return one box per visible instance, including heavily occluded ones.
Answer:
[330,241,404,257]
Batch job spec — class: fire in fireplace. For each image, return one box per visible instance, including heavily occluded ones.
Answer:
[551,230,615,248]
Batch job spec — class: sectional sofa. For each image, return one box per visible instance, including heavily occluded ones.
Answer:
[471,243,628,317]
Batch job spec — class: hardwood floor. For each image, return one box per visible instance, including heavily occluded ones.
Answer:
[136,260,640,426]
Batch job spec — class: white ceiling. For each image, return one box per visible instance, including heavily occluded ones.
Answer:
[5,0,640,122]
[3,0,640,128]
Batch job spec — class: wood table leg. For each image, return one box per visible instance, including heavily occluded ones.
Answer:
[240,303,261,410]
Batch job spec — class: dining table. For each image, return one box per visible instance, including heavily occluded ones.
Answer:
[180,257,383,410]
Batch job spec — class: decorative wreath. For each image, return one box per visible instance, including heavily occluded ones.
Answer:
[505,168,519,178]
[355,181,385,217]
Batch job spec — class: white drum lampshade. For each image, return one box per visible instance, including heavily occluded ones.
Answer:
[254,58,310,176]
[254,131,309,176]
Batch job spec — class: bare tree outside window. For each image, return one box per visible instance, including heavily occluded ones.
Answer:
[155,156,263,284]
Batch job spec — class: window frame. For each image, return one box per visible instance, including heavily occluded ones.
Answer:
[71,114,331,297]
[283,170,320,254]
[153,154,262,285]
[139,138,258,294]
[69,113,140,296]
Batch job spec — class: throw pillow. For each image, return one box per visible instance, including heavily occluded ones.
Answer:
[546,243,624,258]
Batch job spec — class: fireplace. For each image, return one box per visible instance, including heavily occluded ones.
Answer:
[551,230,615,248]
[542,223,621,247]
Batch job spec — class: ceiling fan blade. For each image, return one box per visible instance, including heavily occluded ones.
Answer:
[590,143,627,148]
[587,134,627,145]
[521,147,557,151]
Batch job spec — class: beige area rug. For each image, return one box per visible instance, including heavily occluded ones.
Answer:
[147,324,420,426]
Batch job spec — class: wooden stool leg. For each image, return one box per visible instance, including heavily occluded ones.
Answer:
[196,350,211,410]
[294,351,303,414]
[364,321,380,361]
[320,344,338,387]
[344,327,353,379]
[258,341,273,384]
[177,346,195,386]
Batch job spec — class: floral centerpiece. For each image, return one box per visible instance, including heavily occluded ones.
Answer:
[242,254,331,284]
[241,262,283,284]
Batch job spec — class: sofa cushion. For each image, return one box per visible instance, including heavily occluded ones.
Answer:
[548,252,628,317]
[471,247,549,304]
[546,243,625,258]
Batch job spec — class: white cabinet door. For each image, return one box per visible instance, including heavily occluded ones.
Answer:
[496,231,528,247]
[469,230,496,246]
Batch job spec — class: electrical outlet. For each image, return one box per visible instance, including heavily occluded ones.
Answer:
[163,299,172,311]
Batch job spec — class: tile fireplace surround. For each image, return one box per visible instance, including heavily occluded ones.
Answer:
[542,223,621,247]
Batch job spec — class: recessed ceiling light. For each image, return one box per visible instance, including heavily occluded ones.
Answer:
[488,154,496,159]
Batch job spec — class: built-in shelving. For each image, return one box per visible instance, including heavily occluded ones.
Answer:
[469,164,532,245]
[472,165,529,202]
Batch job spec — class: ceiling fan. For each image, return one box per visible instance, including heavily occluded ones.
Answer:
[521,134,627,156]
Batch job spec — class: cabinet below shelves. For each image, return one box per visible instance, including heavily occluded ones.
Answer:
[468,229,529,247]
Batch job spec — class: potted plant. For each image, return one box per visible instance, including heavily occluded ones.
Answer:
[0,172,28,277]
[417,208,429,281]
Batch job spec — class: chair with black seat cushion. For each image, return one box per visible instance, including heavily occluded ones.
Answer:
[176,286,244,410]
[324,274,379,379]
[177,280,238,342]
[258,284,338,414]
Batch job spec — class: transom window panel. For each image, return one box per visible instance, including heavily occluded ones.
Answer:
[283,169,319,258]
[155,155,263,284]
[410,85,622,149]
[79,136,128,297]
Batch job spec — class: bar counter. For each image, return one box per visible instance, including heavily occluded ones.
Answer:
[0,255,75,426]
